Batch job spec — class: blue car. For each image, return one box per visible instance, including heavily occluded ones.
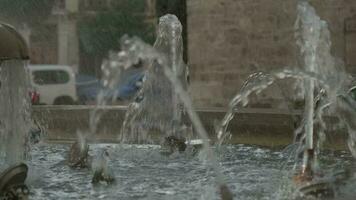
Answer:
[76,71,144,104]
[76,74,101,104]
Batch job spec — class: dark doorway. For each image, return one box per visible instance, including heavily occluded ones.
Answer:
[156,0,188,62]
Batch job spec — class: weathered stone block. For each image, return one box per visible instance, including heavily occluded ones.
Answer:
[188,0,356,107]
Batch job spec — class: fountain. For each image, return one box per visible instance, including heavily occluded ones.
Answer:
[68,131,90,168]
[292,1,335,197]
[85,14,232,197]
[120,14,190,147]
[91,149,115,184]
[3,1,356,199]
[0,22,31,199]
[214,0,356,199]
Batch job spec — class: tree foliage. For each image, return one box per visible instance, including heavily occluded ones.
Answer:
[0,0,54,25]
[78,0,155,56]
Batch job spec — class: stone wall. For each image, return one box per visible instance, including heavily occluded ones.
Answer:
[32,106,297,146]
[187,0,356,108]
[32,106,346,148]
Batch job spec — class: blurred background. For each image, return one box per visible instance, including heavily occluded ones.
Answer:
[0,0,186,105]
[1,0,356,109]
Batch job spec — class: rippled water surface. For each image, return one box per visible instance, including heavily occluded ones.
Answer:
[25,144,356,200]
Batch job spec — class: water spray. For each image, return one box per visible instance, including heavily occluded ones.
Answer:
[0,22,31,200]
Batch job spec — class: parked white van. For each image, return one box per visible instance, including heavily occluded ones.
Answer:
[29,65,77,105]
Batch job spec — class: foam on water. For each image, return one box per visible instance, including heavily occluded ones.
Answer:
[26,144,356,200]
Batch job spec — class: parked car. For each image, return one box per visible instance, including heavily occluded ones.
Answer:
[76,74,101,104]
[76,71,144,105]
[29,65,78,105]
[116,72,144,100]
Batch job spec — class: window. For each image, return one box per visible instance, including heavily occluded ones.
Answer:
[33,70,70,85]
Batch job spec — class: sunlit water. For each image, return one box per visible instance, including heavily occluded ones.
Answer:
[25,144,355,200]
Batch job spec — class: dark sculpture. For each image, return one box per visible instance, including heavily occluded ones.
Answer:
[0,163,29,200]
[68,141,90,168]
[0,22,30,199]
[219,184,233,200]
[91,149,115,184]
[296,181,334,199]
[161,135,187,155]
[0,23,29,61]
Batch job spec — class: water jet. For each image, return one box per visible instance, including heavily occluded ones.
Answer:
[0,22,30,200]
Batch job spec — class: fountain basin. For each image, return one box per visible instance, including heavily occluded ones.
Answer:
[23,143,356,199]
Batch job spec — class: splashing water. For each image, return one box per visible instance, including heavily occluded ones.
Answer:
[70,48,126,170]
[216,0,349,147]
[80,39,140,142]
[85,38,139,176]
[0,60,31,167]
[99,14,229,195]
[120,14,189,144]
[336,95,356,157]
[88,51,125,137]
[215,68,345,146]
[215,2,356,196]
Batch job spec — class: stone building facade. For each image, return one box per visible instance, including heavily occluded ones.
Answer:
[187,0,356,108]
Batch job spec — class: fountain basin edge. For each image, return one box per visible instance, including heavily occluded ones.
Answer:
[32,105,347,149]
